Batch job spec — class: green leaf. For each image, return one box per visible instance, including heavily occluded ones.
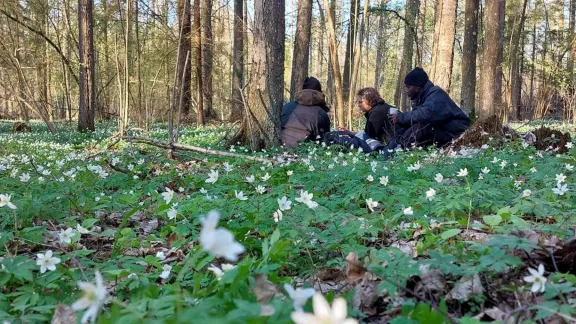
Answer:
[441,229,461,240]
[82,218,99,228]
[483,215,502,226]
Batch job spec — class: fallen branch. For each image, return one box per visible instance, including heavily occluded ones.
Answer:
[120,136,271,163]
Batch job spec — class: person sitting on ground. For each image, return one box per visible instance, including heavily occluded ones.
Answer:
[281,77,331,148]
[323,87,395,153]
[387,67,470,150]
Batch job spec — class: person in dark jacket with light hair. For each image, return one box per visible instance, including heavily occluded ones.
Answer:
[388,67,470,149]
[281,77,331,148]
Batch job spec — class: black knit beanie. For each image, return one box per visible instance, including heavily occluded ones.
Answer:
[404,67,429,87]
[302,77,322,92]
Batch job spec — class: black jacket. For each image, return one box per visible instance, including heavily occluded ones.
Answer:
[364,102,395,143]
[281,89,331,148]
[397,81,470,137]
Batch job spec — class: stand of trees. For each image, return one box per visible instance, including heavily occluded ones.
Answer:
[0,0,575,140]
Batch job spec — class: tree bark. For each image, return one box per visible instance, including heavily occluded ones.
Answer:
[230,0,244,121]
[231,0,285,150]
[394,0,419,111]
[506,0,528,122]
[373,0,386,90]
[429,0,458,91]
[460,0,479,116]
[478,0,505,121]
[135,0,143,127]
[201,0,214,118]
[193,0,204,125]
[122,0,131,134]
[342,0,359,106]
[568,0,576,126]
[569,0,576,80]
[78,0,96,131]
[322,0,345,126]
[289,0,313,101]
[416,0,427,65]
[346,0,370,129]
[528,16,536,118]
[176,0,192,117]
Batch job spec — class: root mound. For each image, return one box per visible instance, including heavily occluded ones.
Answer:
[533,127,572,153]
[12,121,32,133]
[449,115,517,151]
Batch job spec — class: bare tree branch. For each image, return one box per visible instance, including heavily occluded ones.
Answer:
[0,8,79,84]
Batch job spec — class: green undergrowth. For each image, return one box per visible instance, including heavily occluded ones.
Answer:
[0,121,575,323]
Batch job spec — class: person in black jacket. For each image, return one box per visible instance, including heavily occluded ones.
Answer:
[281,77,331,148]
[323,87,395,153]
[388,67,470,149]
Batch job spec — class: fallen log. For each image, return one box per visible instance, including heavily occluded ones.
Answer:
[120,136,271,163]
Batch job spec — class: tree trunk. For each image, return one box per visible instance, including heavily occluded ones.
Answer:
[230,0,244,121]
[176,0,192,117]
[342,0,359,106]
[122,0,131,134]
[346,0,370,129]
[194,0,204,125]
[394,0,419,111]
[478,0,505,121]
[135,0,143,127]
[325,0,337,108]
[373,0,386,90]
[201,0,214,118]
[289,0,313,101]
[506,0,528,122]
[460,0,479,116]
[231,0,285,150]
[416,0,427,65]
[568,0,576,126]
[495,0,505,118]
[101,0,110,120]
[528,16,536,119]
[569,0,576,80]
[322,0,345,126]
[78,0,96,131]
[429,0,458,91]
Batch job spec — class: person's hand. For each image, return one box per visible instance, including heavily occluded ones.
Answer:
[388,114,397,124]
[337,126,349,132]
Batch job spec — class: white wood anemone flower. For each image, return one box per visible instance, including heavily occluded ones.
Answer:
[72,271,108,324]
[284,284,316,313]
[365,198,378,213]
[0,194,16,209]
[523,264,547,293]
[36,250,61,273]
[426,188,436,201]
[200,210,245,261]
[291,293,358,324]
[277,196,292,211]
[457,168,468,177]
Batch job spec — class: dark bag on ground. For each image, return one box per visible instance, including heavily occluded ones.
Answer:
[322,131,385,154]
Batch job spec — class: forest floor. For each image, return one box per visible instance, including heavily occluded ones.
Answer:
[0,120,575,324]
